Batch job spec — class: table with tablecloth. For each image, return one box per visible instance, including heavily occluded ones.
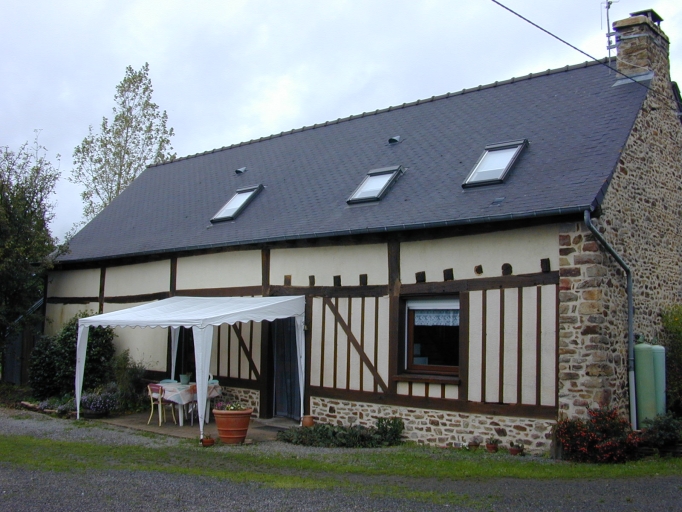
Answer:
[159,382,222,426]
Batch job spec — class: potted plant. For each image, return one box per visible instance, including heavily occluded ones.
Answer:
[212,400,253,444]
[508,440,524,456]
[467,435,482,451]
[200,434,215,447]
[486,436,500,453]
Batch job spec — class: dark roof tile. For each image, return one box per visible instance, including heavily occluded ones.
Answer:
[60,58,648,263]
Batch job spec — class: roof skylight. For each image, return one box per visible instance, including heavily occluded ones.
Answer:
[347,165,403,204]
[211,184,263,223]
[463,139,527,187]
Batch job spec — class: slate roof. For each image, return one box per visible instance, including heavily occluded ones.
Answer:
[60,58,649,264]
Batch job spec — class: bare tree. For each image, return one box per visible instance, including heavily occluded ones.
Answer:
[71,63,175,220]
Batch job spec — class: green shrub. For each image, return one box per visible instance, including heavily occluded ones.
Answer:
[277,417,404,448]
[28,312,116,399]
[112,349,147,411]
[641,413,682,449]
[555,407,641,463]
[661,305,682,416]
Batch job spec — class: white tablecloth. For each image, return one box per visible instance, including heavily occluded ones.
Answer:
[160,383,222,426]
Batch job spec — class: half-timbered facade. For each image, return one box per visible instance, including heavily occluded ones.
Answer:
[46,11,682,451]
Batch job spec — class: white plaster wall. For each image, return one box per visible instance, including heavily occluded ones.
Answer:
[102,302,168,371]
[502,288,520,403]
[176,251,261,290]
[310,298,324,387]
[270,244,388,286]
[540,285,557,406]
[484,290,501,402]
[375,296,390,385]
[401,225,559,284]
[467,291,484,402]
[104,260,170,297]
[47,269,100,298]
[44,303,98,336]
[520,287,538,405]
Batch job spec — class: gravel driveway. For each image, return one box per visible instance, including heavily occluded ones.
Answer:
[1,408,681,511]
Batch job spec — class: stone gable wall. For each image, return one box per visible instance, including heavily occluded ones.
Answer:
[558,17,682,421]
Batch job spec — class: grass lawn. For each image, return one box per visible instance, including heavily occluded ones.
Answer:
[3,379,682,507]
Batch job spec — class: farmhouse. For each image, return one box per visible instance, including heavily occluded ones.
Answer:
[48,10,682,450]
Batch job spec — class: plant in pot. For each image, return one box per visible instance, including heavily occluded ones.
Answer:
[467,435,482,451]
[212,400,253,444]
[508,440,525,456]
[641,413,682,457]
[200,434,215,447]
[486,436,501,453]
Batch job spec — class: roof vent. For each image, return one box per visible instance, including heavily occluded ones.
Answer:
[388,136,402,145]
[235,167,248,175]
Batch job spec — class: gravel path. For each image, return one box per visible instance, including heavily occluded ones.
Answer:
[1,408,682,511]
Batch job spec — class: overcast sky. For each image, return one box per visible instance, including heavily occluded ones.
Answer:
[2,0,680,241]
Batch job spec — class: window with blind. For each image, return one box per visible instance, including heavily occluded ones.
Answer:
[405,298,460,375]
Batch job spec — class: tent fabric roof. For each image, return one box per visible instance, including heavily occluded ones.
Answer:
[60,58,649,264]
[78,296,305,329]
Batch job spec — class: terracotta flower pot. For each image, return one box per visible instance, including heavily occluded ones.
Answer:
[201,437,215,447]
[467,442,480,452]
[213,408,253,444]
[301,415,315,427]
[486,443,499,453]
[509,446,523,456]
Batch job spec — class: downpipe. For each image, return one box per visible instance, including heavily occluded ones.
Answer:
[583,210,636,429]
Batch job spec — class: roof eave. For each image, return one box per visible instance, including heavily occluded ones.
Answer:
[56,205,595,266]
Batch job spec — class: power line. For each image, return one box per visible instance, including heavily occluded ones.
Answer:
[490,0,680,113]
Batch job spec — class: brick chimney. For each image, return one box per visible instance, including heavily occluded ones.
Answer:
[613,9,670,81]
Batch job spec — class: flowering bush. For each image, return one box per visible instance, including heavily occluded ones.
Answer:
[80,391,118,414]
[555,407,641,463]
[213,400,247,411]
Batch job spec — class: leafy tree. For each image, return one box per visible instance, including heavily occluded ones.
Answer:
[70,62,175,220]
[0,135,59,347]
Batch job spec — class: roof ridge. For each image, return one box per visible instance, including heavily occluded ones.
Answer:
[150,57,612,168]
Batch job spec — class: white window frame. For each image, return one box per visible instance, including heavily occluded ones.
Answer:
[347,165,403,204]
[211,184,263,223]
[463,139,527,187]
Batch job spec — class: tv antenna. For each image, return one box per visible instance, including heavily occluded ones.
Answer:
[602,0,619,63]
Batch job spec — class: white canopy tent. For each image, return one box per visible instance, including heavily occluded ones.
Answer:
[75,295,306,437]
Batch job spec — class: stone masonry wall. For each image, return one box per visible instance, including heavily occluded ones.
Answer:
[221,387,260,416]
[311,397,554,453]
[558,15,682,422]
[558,222,628,419]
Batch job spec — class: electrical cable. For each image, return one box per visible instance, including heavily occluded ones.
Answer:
[491,0,681,115]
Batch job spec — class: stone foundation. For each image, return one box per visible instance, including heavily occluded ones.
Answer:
[221,387,260,416]
[311,396,555,453]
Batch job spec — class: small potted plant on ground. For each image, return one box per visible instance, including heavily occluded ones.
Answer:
[200,434,215,447]
[508,440,524,456]
[467,435,482,451]
[212,399,253,444]
[486,436,501,453]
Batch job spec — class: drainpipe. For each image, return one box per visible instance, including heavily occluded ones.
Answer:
[583,210,636,429]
